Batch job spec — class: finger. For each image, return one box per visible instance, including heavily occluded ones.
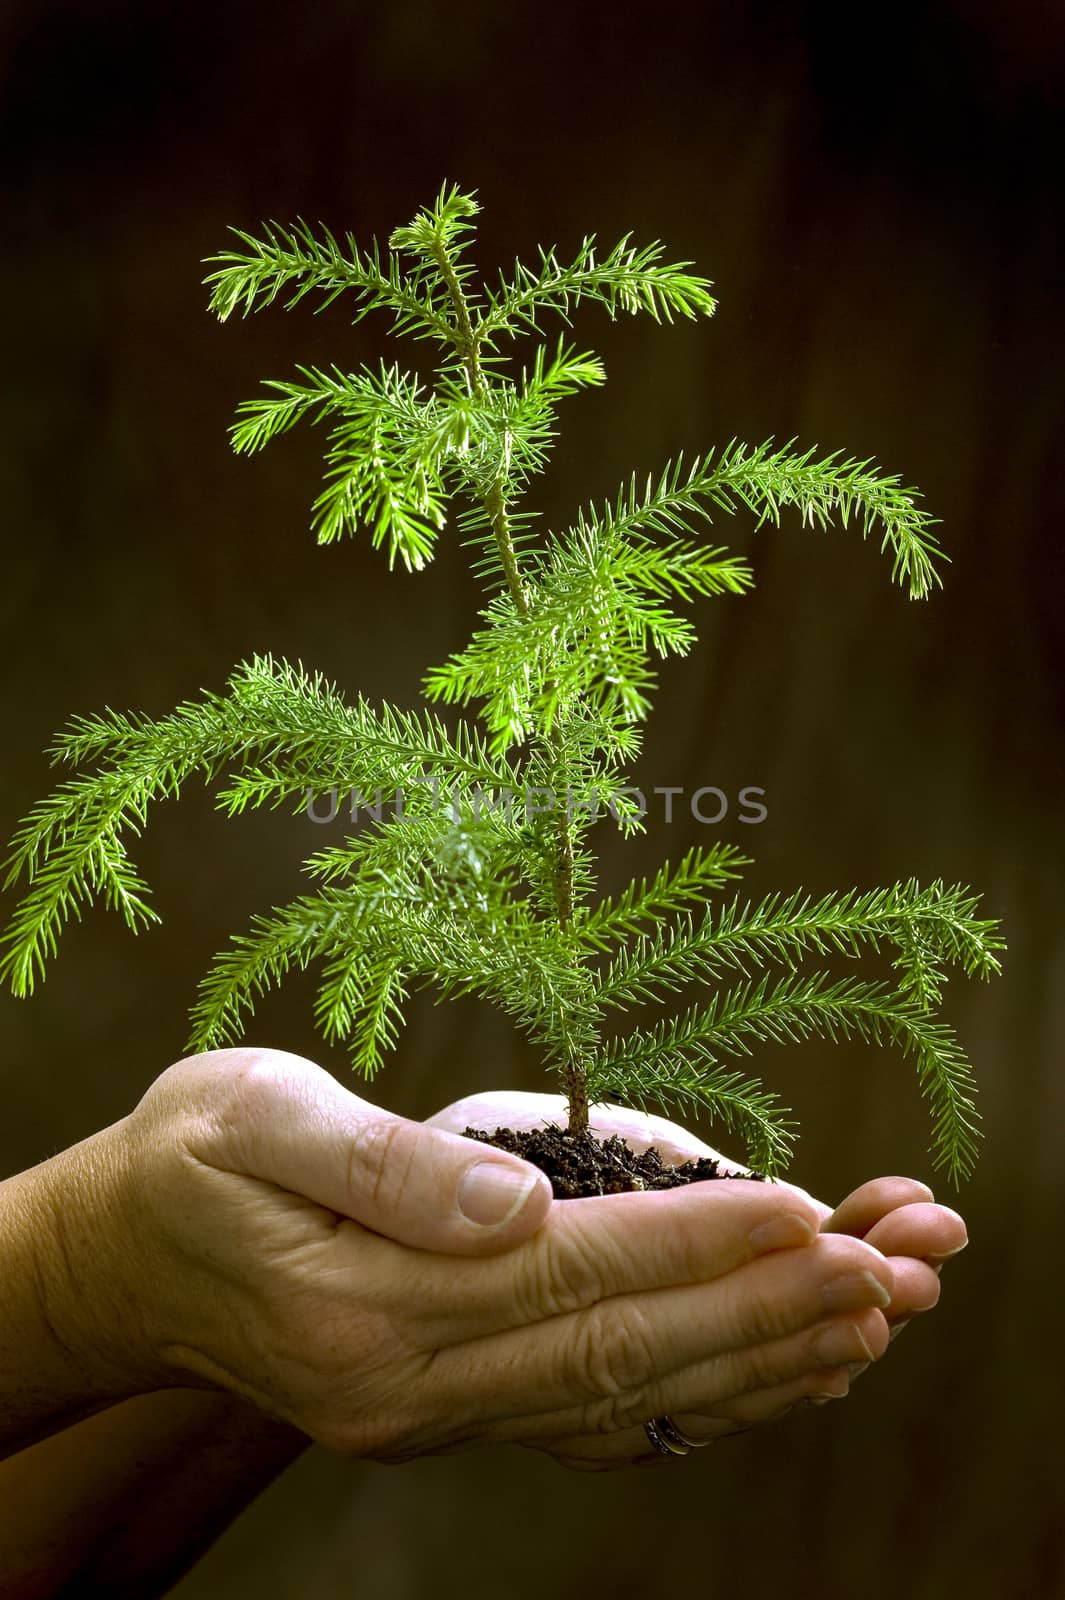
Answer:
[487,1283,888,1450]
[532,1364,856,1469]
[769,1178,833,1228]
[401,1176,826,1348]
[428,1091,750,1172]
[416,1230,894,1438]
[862,1202,968,1264]
[824,1176,936,1237]
[187,1048,553,1255]
[517,1290,890,1445]
[672,1362,854,1431]
[876,1253,941,1317]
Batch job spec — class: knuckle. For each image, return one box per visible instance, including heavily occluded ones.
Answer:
[214,1050,283,1118]
[194,1046,290,1096]
[726,1275,795,1346]
[348,1115,416,1212]
[175,1045,286,1116]
[569,1300,659,1425]
[745,1338,791,1392]
[180,1049,295,1166]
[534,1223,612,1317]
[724,1333,789,1396]
[662,1219,714,1287]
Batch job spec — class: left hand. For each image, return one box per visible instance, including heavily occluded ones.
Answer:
[427,1091,967,1469]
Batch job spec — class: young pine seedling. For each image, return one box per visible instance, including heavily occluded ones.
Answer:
[1,184,1004,1189]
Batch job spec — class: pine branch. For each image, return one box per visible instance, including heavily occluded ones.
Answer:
[202,217,455,344]
[225,359,504,571]
[189,874,465,1058]
[488,338,608,494]
[425,429,937,752]
[595,880,1005,1009]
[226,363,361,455]
[228,355,573,576]
[189,857,597,1080]
[593,971,982,1184]
[344,957,409,1078]
[305,363,451,569]
[388,181,482,293]
[574,844,752,950]
[304,806,530,892]
[188,889,343,1052]
[423,517,753,751]
[698,439,945,601]
[562,444,944,603]
[2,656,521,996]
[314,939,410,1080]
[477,234,717,342]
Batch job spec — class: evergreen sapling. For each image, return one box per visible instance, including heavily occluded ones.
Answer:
[1,184,1004,1189]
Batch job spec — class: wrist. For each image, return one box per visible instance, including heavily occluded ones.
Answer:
[18,1118,171,1408]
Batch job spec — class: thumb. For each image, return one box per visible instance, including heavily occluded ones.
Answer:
[204,1048,553,1255]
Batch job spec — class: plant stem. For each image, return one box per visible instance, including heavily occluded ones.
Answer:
[432,233,590,1133]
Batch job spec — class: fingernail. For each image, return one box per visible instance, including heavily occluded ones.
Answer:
[807,1368,850,1403]
[748,1212,817,1251]
[459,1162,540,1227]
[822,1271,892,1312]
[814,1322,876,1366]
[807,1377,849,1405]
[927,1239,969,1262]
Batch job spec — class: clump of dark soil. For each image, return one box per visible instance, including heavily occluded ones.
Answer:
[461,1123,767,1200]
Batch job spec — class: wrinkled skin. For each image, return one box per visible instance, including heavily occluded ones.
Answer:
[74,1052,965,1475]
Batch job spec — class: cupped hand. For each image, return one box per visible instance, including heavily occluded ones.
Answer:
[58,1049,894,1472]
[427,1090,967,1469]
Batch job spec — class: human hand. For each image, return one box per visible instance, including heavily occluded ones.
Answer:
[38,1048,887,1469]
[427,1091,966,1467]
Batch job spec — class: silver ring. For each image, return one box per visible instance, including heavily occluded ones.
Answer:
[643,1414,712,1456]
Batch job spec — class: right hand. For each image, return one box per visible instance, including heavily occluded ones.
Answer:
[428,1090,958,1468]
[43,1049,897,1466]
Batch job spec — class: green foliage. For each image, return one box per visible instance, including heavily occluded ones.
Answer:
[3,182,1004,1185]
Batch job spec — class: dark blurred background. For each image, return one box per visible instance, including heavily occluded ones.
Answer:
[2,0,1063,1594]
